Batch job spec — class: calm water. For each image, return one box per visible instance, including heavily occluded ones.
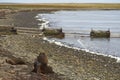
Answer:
[37,10,120,57]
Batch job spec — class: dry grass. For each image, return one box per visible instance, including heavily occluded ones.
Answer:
[0,3,120,10]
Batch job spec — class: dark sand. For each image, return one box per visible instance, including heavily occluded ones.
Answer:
[0,10,41,28]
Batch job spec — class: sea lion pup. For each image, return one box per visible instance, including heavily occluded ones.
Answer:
[33,52,53,74]
[6,57,25,65]
[37,52,48,66]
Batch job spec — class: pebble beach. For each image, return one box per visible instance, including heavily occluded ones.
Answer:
[0,9,120,80]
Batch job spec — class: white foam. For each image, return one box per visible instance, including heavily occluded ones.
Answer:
[39,19,49,29]
[54,41,64,46]
[40,23,49,30]
[37,19,42,21]
[35,14,43,18]
[35,14,50,30]
[35,15,40,18]
[43,37,120,63]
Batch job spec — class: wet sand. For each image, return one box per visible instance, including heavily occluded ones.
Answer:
[0,11,40,28]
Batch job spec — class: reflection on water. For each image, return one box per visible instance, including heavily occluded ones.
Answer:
[52,35,120,57]
[38,10,120,57]
[90,37,110,41]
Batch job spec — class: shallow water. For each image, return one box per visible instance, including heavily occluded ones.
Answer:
[37,10,120,57]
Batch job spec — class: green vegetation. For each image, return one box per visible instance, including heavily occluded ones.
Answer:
[0,3,120,10]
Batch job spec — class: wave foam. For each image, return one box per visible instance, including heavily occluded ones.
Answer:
[35,14,50,30]
[43,37,120,63]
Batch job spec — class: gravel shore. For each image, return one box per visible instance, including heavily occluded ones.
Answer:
[0,10,120,80]
[0,34,120,80]
[0,10,40,28]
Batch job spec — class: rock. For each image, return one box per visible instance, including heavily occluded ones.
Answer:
[8,70,15,74]
[43,28,65,39]
[32,52,54,74]
[6,57,25,65]
[90,29,110,38]
[0,10,5,19]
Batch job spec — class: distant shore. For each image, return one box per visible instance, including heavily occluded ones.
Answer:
[0,3,120,10]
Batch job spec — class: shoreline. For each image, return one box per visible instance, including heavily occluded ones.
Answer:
[1,34,120,79]
[37,10,120,62]
[43,37,120,63]
[0,9,120,79]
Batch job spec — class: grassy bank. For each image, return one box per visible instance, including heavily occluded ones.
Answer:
[0,3,120,10]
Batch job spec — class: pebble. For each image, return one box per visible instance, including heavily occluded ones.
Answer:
[8,70,15,74]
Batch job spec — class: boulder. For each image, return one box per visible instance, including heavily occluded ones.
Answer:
[43,28,65,39]
[90,29,110,38]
